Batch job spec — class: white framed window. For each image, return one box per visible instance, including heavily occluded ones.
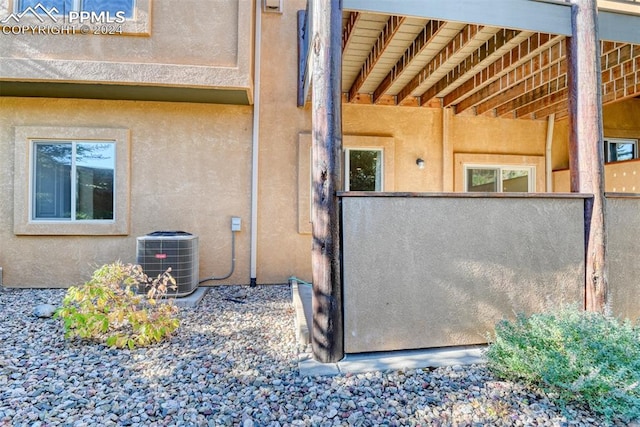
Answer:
[604,138,638,163]
[14,126,130,235]
[32,140,115,221]
[464,165,535,192]
[11,0,150,35]
[18,0,135,17]
[297,134,395,234]
[345,148,384,191]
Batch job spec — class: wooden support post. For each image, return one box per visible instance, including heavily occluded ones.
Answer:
[310,0,344,363]
[567,0,608,312]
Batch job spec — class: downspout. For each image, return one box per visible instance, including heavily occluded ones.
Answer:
[545,113,555,192]
[249,0,262,287]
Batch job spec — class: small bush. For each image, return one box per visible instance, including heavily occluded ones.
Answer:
[56,261,180,349]
[486,306,640,422]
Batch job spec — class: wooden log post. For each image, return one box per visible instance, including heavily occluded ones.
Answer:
[310,0,344,362]
[567,0,608,312]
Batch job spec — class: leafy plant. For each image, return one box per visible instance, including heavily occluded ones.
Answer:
[486,306,640,422]
[55,261,180,349]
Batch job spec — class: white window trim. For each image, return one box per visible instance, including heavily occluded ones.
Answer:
[297,134,395,234]
[344,147,384,192]
[14,126,130,235]
[18,0,134,16]
[7,0,150,35]
[31,139,117,222]
[604,137,639,163]
[463,164,536,192]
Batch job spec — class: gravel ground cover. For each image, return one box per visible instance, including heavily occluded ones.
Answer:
[0,285,628,426]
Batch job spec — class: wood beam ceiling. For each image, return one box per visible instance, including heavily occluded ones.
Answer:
[372,19,446,104]
[347,15,405,101]
[342,12,360,52]
[455,37,565,114]
[396,24,483,104]
[420,28,521,106]
[340,10,640,120]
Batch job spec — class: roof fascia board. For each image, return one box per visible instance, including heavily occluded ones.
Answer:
[599,11,640,44]
[344,0,640,44]
[343,0,572,35]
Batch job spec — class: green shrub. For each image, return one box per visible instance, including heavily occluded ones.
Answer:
[55,261,180,349]
[486,306,640,422]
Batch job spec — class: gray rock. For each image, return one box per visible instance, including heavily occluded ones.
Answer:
[0,286,620,426]
[33,303,57,318]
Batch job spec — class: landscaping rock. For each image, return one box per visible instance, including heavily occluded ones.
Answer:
[0,286,623,426]
[33,303,57,318]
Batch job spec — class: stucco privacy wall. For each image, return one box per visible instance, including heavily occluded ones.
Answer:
[0,0,253,91]
[0,97,252,287]
[341,194,586,354]
[607,195,640,321]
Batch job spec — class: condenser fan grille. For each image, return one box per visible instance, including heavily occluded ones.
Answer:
[136,231,199,297]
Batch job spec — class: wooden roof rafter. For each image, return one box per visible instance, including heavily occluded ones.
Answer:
[456,37,566,114]
[342,12,361,52]
[310,1,640,119]
[517,87,569,119]
[347,15,406,102]
[396,24,484,105]
[516,42,640,119]
[476,55,567,116]
[419,28,522,106]
[442,33,561,108]
[498,74,568,118]
[372,19,447,104]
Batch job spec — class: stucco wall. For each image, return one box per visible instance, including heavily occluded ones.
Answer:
[0,97,253,287]
[0,0,573,287]
[252,0,557,284]
[551,98,640,172]
[607,195,640,321]
[254,0,312,284]
[554,159,640,192]
[341,194,586,353]
[0,0,253,90]
[552,99,640,192]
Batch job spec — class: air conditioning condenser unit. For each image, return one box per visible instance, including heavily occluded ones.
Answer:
[136,231,199,297]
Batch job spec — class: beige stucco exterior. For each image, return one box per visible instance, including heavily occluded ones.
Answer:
[0,97,253,286]
[1,0,638,290]
[552,98,640,192]
[0,0,254,102]
[551,98,640,171]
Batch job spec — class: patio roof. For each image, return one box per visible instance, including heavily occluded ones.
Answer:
[300,0,640,121]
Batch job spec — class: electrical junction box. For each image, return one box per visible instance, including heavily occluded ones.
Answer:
[231,217,241,232]
[263,0,283,13]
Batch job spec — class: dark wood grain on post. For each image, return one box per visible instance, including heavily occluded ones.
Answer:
[567,0,608,312]
[310,0,344,363]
